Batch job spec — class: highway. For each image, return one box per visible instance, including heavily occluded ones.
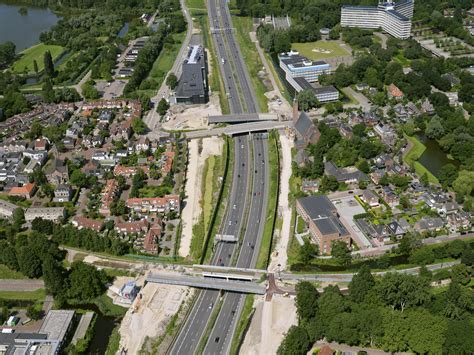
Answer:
[169,0,269,352]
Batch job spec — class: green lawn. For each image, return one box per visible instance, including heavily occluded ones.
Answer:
[148,32,186,90]
[12,43,65,74]
[0,289,46,301]
[291,40,351,60]
[232,16,269,113]
[186,0,206,11]
[394,52,411,67]
[0,265,27,279]
[341,87,359,105]
[403,135,439,184]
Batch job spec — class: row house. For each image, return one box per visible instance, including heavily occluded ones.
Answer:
[115,218,149,236]
[72,216,104,232]
[99,179,120,216]
[126,195,180,214]
[143,222,163,254]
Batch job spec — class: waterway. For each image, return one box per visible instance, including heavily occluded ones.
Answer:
[417,134,460,177]
[0,3,60,51]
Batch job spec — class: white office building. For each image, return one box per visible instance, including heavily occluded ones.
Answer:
[279,51,331,86]
[341,0,414,39]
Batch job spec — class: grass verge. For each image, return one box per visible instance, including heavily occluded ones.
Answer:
[105,325,121,355]
[232,16,269,112]
[291,40,351,60]
[0,265,27,279]
[256,130,280,269]
[403,135,439,184]
[229,295,255,355]
[200,15,230,114]
[0,288,46,301]
[12,43,65,73]
[148,31,187,89]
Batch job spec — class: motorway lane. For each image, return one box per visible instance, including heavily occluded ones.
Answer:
[170,135,251,354]
[204,134,269,354]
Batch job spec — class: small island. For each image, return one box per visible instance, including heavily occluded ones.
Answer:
[18,7,28,15]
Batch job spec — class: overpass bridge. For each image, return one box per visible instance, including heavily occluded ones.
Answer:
[145,272,266,294]
[184,120,292,139]
[207,113,278,124]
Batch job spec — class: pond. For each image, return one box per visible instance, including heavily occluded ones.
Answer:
[117,22,129,38]
[0,3,60,51]
[64,302,121,354]
[416,134,460,178]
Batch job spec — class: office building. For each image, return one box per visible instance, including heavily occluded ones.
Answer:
[296,195,351,254]
[341,0,414,39]
[279,51,331,85]
[175,45,209,104]
[293,77,340,102]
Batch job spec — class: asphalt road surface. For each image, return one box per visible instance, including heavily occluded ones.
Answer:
[169,0,268,352]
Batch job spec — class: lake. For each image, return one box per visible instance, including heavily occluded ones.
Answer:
[0,3,60,51]
[417,134,460,177]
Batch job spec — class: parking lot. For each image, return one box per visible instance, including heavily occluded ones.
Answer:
[330,195,373,249]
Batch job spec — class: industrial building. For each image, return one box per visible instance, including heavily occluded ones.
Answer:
[175,45,209,104]
[341,0,414,39]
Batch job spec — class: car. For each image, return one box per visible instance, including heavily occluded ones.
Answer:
[233,204,236,209]
[215,337,220,343]
[209,303,214,309]
[241,145,244,149]
[229,221,232,226]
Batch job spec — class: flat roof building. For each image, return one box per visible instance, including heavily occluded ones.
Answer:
[293,77,340,103]
[279,51,331,85]
[296,195,351,254]
[0,200,19,219]
[341,0,414,39]
[175,45,209,104]
[25,207,65,223]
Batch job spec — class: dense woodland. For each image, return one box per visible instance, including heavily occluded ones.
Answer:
[278,242,474,355]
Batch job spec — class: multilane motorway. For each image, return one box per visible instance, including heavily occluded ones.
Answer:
[169,0,268,352]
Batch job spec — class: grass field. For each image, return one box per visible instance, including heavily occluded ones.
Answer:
[186,0,206,12]
[0,265,27,279]
[233,16,269,113]
[12,43,65,73]
[0,289,46,301]
[291,40,351,60]
[148,31,186,89]
[403,135,439,184]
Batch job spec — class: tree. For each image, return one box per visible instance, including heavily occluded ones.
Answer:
[110,199,127,216]
[157,98,170,116]
[425,117,445,140]
[16,246,42,278]
[319,175,339,192]
[12,208,25,230]
[331,240,351,265]
[452,170,474,201]
[375,273,430,312]
[297,90,319,111]
[409,247,435,265]
[42,78,55,103]
[43,50,54,77]
[438,164,458,188]
[397,233,421,256]
[70,170,88,188]
[277,326,310,355]
[29,120,43,139]
[33,60,38,74]
[450,264,471,285]
[420,172,429,187]
[42,256,67,297]
[26,305,43,320]
[32,218,55,235]
[295,281,319,321]
[29,168,47,186]
[405,309,447,354]
[131,118,148,135]
[299,239,318,265]
[443,319,474,354]
[348,265,375,303]
[166,73,178,89]
[67,261,107,302]
[0,42,16,68]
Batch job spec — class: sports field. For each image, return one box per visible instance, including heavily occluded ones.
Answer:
[291,40,351,60]
[11,43,65,73]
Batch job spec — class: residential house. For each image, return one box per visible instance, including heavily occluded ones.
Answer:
[360,190,379,207]
[8,182,36,199]
[72,216,104,232]
[53,184,72,202]
[25,207,65,222]
[386,220,405,237]
[47,158,69,185]
[62,138,76,150]
[99,179,119,216]
[324,161,368,184]
[301,180,319,194]
[447,212,471,230]
[387,83,404,100]
[98,110,114,123]
[115,219,149,236]
[22,149,47,164]
[161,151,175,175]
[380,186,400,207]
[143,223,162,254]
[126,195,180,214]
[421,99,435,115]
[338,124,353,139]
[0,200,20,219]
[135,137,150,152]
[34,138,49,151]
[415,217,444,233]
[296,195,351,254]
[373,123,397,147]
